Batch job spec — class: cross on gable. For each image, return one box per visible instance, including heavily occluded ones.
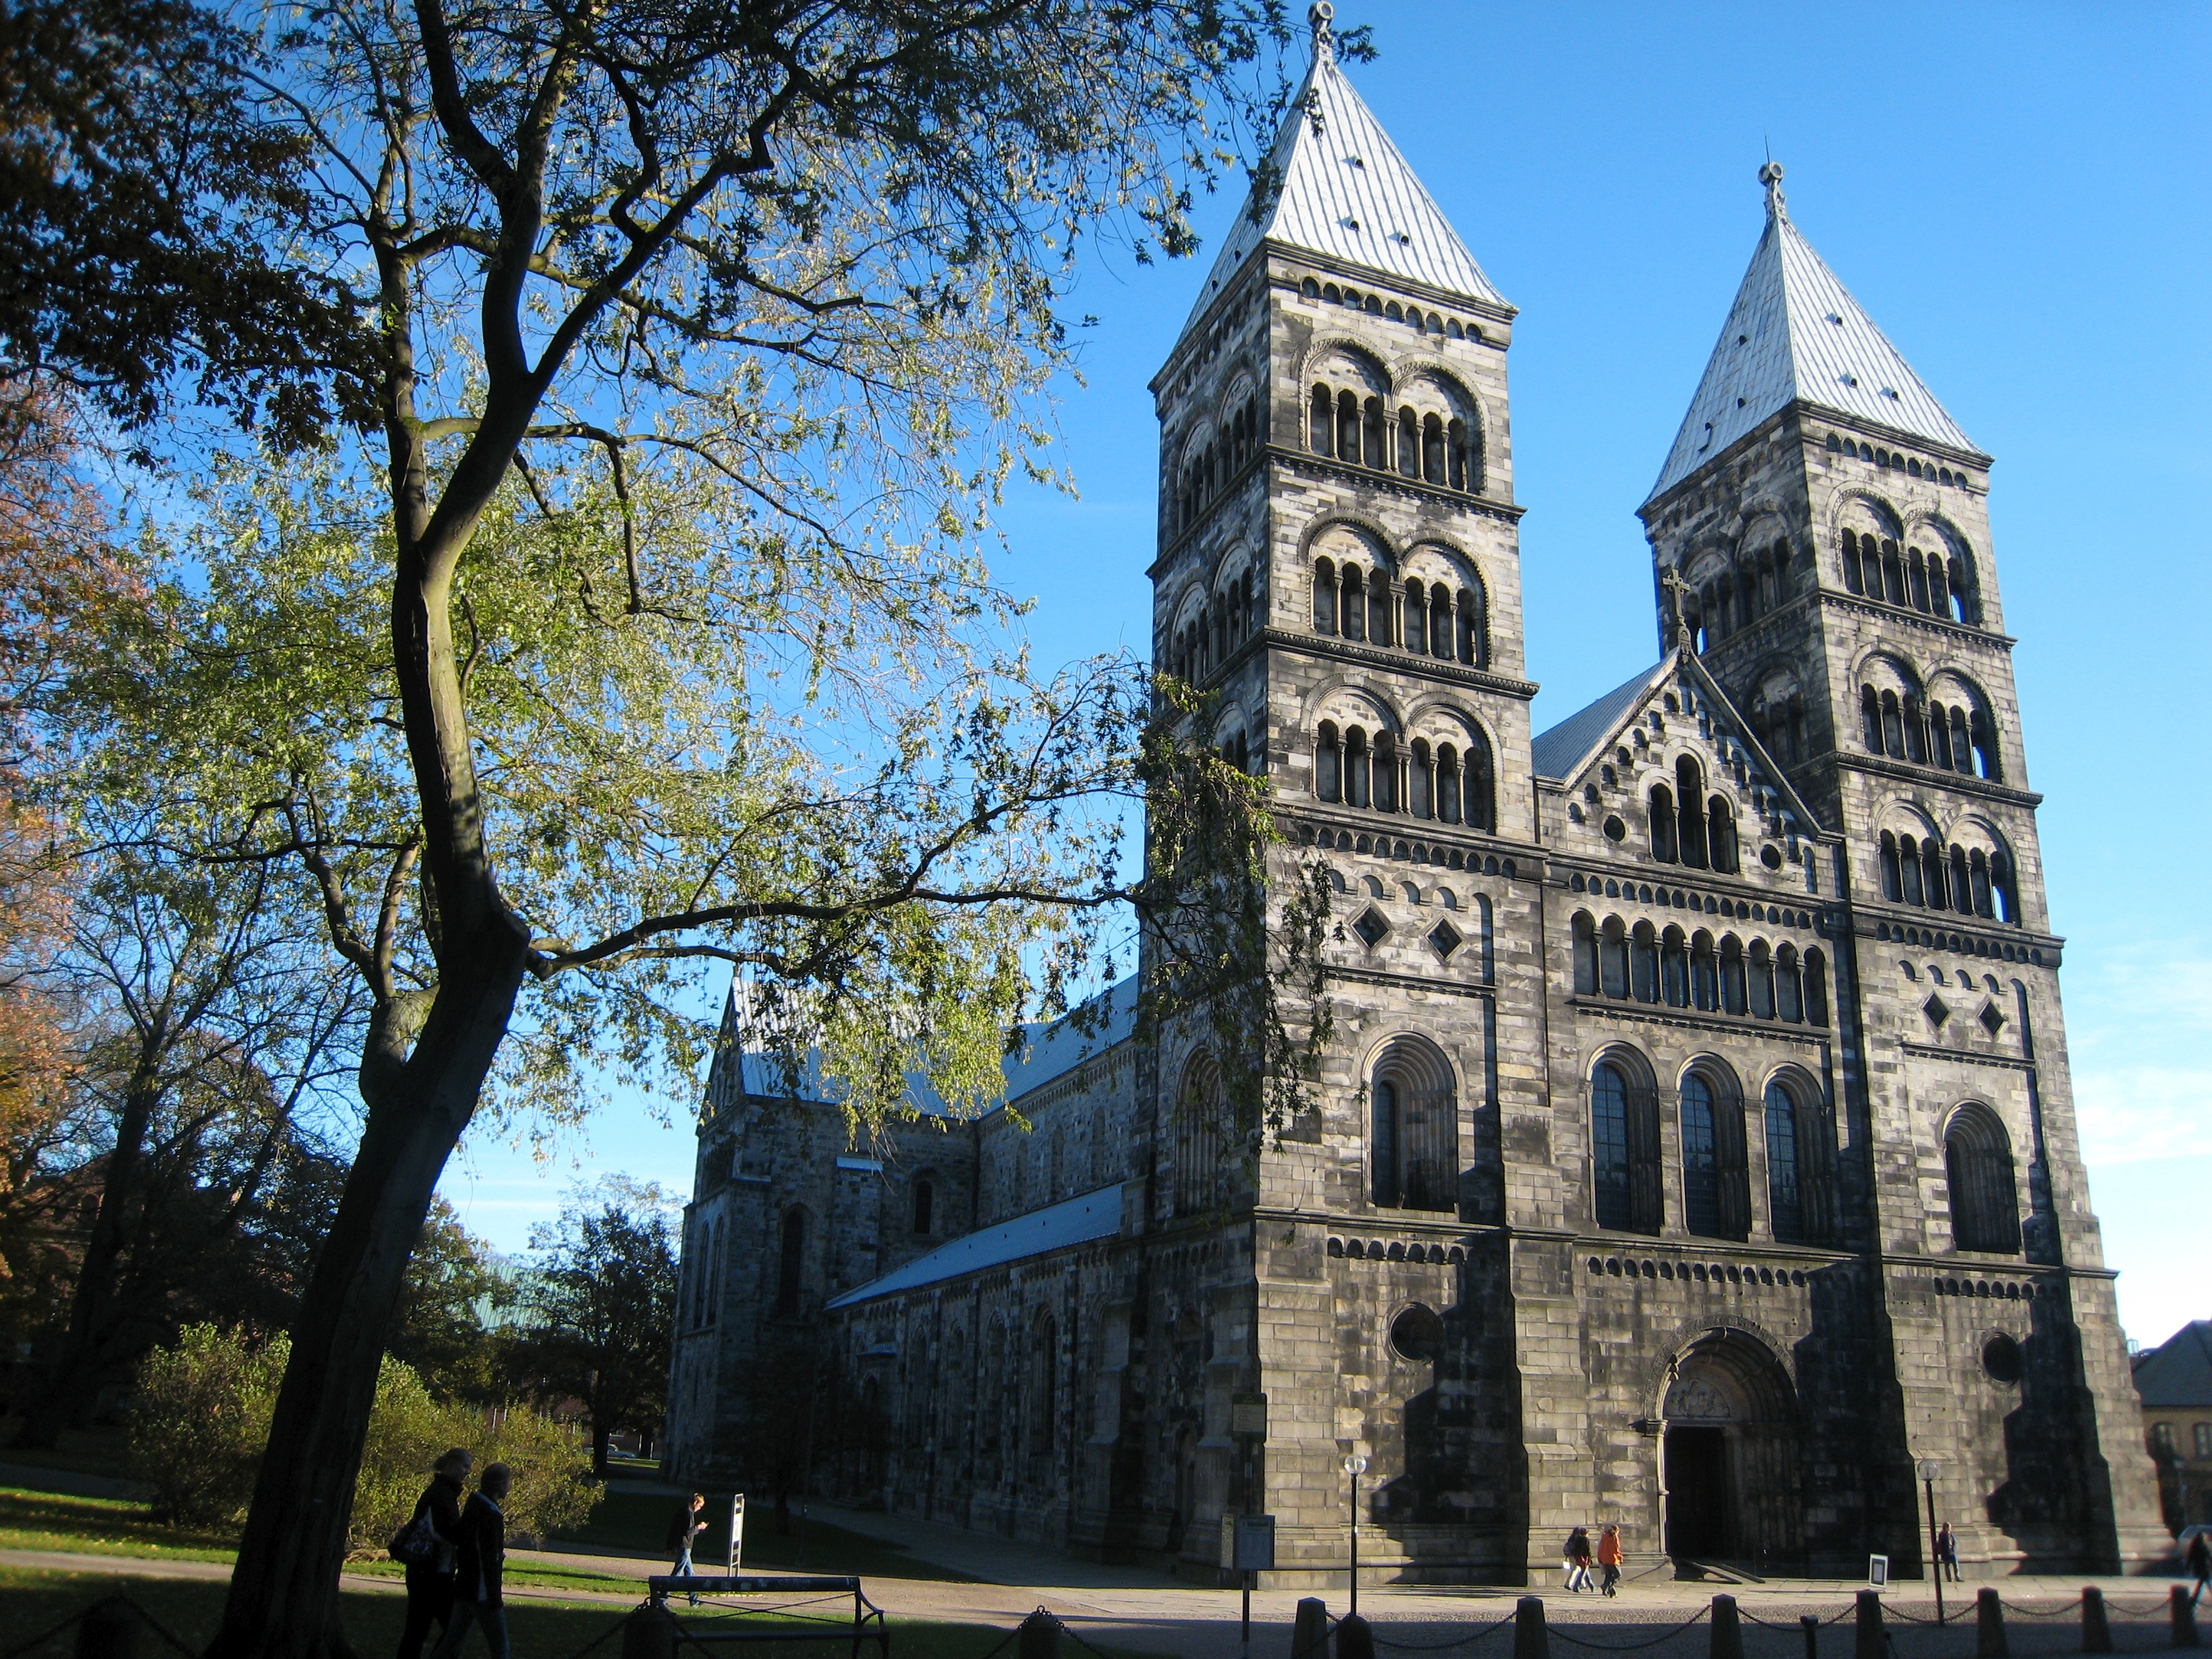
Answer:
[1660,567,1696,648]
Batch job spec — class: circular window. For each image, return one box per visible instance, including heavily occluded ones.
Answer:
[1761,845,1784,871]
[1602,814,1627,842]
[1982,1334,2024,1384]
[1390,1304,1444,1362]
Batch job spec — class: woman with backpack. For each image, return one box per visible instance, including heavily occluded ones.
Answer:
[395,1447,472,1659]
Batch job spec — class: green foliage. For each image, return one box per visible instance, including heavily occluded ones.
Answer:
[390,1198,511,1405]
[508,1179,677,1473]
[125,1324,595,1550]
[126,1323,284,1525]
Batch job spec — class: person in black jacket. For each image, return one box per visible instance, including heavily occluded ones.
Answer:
[428,1462,511,1659]
[397,1448,471,1659]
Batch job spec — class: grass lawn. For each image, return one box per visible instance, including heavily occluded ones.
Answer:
[1,1568,1105,1659]
[0,1485,235,1563]
[551,1486,978,1583]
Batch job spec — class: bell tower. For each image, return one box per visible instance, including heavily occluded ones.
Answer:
[1637,163,2169,1573]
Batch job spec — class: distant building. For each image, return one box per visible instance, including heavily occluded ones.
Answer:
[2134,1322,2212,1532]
[664,5,2166,1585]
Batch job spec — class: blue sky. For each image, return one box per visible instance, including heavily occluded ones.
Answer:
[439,1,2211,1349]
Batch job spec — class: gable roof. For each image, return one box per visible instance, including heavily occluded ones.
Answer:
[1180,27,1505,335]
[1531,647,1832,840]
[2135,1321,2212,1409]
[727,975,1138,1117]
[1648,171,1979,503]
[824,1181,1128,1310]
[1532,662,1673,781]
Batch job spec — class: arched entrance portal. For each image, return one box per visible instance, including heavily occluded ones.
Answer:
[1660,1328,1804,1571]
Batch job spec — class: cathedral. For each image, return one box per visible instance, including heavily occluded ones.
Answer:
[662,8,2166,1584]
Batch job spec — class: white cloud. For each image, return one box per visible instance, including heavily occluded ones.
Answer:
[2062,942,2212,1166]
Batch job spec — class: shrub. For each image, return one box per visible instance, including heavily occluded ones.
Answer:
[129,1324,599,1551]
[127,1323,288,1525]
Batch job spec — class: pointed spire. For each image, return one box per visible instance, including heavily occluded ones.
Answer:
[1177,14,1505,334]
[1647,163,1980,503]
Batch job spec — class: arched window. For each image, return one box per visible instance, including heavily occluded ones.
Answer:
[775,1208,806,1317]
[1030,1317,1058,1452]
[1840,529,1866,595]
[1990,853,2018,924]
[1436,744,1461,825]
[1591,1060,1660,1234]
[1340,564,1365,642]
[1949,846,1972,915]
[1344,726,1371,809]
[1570,911,1600,996]
[1719,935,1748,1015]
[1764,1081,1807,1244]
[1804,948,1830,1026]
[1310,385,1334,454]
[1409,738,1434,819]
[1879,831,1903,902]
[1861,685,1883,752]
[1880,690,1905,759]
[1680,1074,1721,1238]
[1368,572,1393,646]
[1660,926,1690,1007]
[1372,1040,1457,1213]
[1707,798,1739,874]
[1650,783,1678,863]
[1460,726,1496,832]
[1336,390,1361,464]
[1689,930,1719,1012]
[1898,834,1925,906]
[1969,848,1994,918]
[1372,732,1400,813]
[1317,721,1342,803]
[1907,547,1931,612]
[1428,584,1453,660]
[1175,1054,1226,1216]
[1401,579,1428,655]
[1902,693,1928,763]
[1948,549,1982,625]
[1676,757,1709,869]
[1447,417,1471,490]
[1397,407,1419,479]
[1421,413,1445,483]
[912,1177,935,1236]
[1969,709,2000,780]
[1945,1105,2022,1254]
[1457,583,1485,667]
[1630,921,1660,1004]
[1362,396,1387,470]
[1881,539,1906,606]
[1776,945,1804,1022]
[1599,916,1629,1000]
[1748,940,1776,1019]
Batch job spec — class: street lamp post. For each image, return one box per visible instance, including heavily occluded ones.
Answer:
[1916,1457,1945,1627]
[1343,1448,1370,1618]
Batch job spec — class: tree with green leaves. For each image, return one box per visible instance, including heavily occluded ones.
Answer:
[505,1179,678,1476]
[20,4,1341,1650]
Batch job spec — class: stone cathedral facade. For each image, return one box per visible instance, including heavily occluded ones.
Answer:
[664,14,2166,1584]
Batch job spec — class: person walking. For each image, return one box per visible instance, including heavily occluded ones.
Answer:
[1936,1521,1961,1583]
[1596,1524,1624,1597]
[2187,1529,2210,1603]
[667,1493,709,1606]
[428,1462,511,1659]
[397,1448,470,1659]
[1563,1526,1593,1592]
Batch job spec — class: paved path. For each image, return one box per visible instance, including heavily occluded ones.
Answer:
[6,1542,2196,1659]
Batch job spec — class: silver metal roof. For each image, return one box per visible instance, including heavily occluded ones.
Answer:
[1649,176,1977,501]
[1180,35,1504,334]
[1531,662,1672,782]
[824,1181,1128,1308]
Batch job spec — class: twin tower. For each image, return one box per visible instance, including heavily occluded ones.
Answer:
[1141,6,2163,1575]
[668,7,2166,1583]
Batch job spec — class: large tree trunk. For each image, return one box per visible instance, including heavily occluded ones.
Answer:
[207,933,526,1659]
[13,1070,160,1449]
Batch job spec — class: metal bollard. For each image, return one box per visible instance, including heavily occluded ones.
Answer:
[1711,1594,1744,1659]
[1336,1614,1376,1659]
[1801,1614,1820,1659]
[75,1599,142,1659]
[1514,1595,1550,1659]
[2173,1586,2200,1650]
[621,1604,678,1659]
[1293,1597,1332,1659]
[1020,1609,1064,1659]
[2082,1588,2111,1655]
[1856,1588,1886,1659]
[1976,1588,2008,1659]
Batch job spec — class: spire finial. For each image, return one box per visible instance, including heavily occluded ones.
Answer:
[1758,159,1787,221]
[1308,1,1335,61]
[1660,566,1697,652]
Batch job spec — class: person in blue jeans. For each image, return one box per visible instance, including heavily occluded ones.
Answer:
[428,1463,511,1659]
[667,1493,709,1605]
